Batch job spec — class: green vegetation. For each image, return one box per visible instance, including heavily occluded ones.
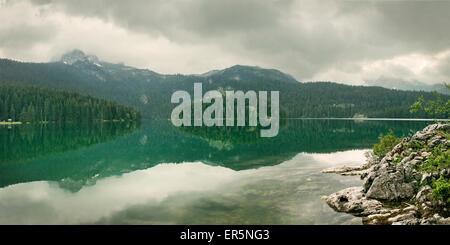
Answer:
[408,84,450,203]
[416,144,450,174]
[374,127,450,204]
[1,58,448,119]
[368,85,450,205]
[0,122,140,164]
[410,83,450,119]
[416,130,449,204]
[372,130,402,158]
[407,139,425,151]
[0,84,141,123]
[432,177,450,205]
[0,119,430,190]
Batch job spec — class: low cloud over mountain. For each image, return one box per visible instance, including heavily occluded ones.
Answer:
[0,0,449,86]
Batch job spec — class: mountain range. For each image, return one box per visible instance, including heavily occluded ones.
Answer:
[0,50,447,119]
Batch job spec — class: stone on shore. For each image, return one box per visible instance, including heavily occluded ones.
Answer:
[323,123,450,225]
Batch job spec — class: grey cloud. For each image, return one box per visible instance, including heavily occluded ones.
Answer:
[30,0,291,39]
[0,0,58,54]
[0,24,56,49]
[428,53,450,80]
[1,22,61,63]
[372,1,450,53]
[4,0,450,84]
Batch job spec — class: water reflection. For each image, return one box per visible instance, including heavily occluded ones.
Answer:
[0,119,433,224]
[0,122,140,164]
[0,150,365,225]
[0,119,430,191]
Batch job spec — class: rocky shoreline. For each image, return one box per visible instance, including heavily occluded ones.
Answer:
[323,123,450,225]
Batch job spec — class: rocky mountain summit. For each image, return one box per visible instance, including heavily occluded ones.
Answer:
[60,49,101,66]
[324,123,450,225]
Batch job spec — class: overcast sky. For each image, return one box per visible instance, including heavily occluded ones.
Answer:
[0,0,449,85]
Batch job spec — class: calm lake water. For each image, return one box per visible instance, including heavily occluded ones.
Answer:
[0,119,431,224]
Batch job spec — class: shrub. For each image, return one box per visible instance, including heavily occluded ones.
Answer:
[410,83,449,119]
[373,130,402,158]
[432,176,450,204]
[407,140,424,151]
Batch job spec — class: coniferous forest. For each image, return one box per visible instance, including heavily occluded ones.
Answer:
[0,84,141,123]
[0,58,448,119]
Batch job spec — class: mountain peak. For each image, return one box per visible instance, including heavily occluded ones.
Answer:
[218,64,298,83]
[60,49,100,65]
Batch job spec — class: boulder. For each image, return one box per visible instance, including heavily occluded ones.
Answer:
[420,173,432,186]
[366,173,418,201]
[412,124,440,141]
[364,161,418,201]
[428,135,444,148]
[326,187,384,216]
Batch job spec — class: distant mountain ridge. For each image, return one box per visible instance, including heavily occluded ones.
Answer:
[365,77,450,95]
[0,50,448,119]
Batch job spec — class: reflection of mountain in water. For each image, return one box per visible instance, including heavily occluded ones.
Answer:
[0,119,430,191]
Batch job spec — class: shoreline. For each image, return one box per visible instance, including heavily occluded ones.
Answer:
[0,121,22,125]
[323,123,450,225]
[286,117,450,121]
[0,119,138,125]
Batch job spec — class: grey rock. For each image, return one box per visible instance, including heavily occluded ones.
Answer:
[412,124,439,141]
[366,172,417,201]
[402,204,418,212]
[399,152,417,165]
[440,168,449,178]
[324,123,450,225]
[365,162,418,201]
[321,165,364,174]
[420,214,450,225]
[420,173,432,186]
[421,151,431,158]
[326,187,384,216]
[428,135,444,148]
[444,139,450,147]
[437,123,450,131]
[415,185,432,203]
[432,171,440,178]
[362,168,377,192]
[391,218,420,225]
[392,140,406,153]
[388,212,416,223]
[403,166,415,180]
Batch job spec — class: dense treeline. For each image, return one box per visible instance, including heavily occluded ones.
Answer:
[0,84,141,123]
[0,58,448,119]
[279,82,446,118]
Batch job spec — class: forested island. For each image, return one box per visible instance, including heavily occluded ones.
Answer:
[0,84,141,124]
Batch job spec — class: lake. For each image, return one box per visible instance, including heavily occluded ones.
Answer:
[0,119,431,224]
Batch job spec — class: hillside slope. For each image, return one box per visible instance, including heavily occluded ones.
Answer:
[0,50,447,119]
[0,84,141,123]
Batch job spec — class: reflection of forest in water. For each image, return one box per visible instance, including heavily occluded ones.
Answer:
[0,122,140,164]
[177,119,429,151]
[0,119,430,191]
